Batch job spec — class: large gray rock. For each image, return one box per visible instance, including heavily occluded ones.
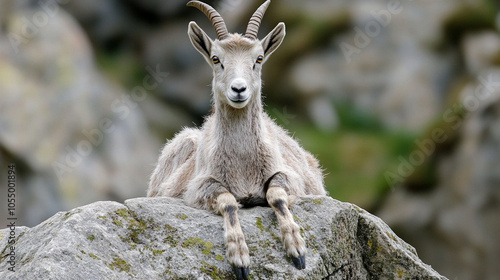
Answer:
[0,196,446,279]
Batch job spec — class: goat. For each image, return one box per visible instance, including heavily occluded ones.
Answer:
[148,1,326,279]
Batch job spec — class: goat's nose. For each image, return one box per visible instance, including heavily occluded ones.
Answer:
[231,78,247,94]
[231,85,247,94]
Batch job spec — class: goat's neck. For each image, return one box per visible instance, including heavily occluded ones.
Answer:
[213,92,264,152]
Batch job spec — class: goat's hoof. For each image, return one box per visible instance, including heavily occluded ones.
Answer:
[291,255,306,270]
[233,265,249,280]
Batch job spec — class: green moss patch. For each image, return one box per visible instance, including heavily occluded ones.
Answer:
[176,213,189,220]
[312,199,323,205]
[200,260,233,280]
[89,253,100,260]
[108,257,131,273]
[182,237,204,248]
[62,209,82,221]
[107,208,152,246]
[114,208,130,219]
[152,249,165,256]
[112,218,123,226]
[97,215,108,220]
[181,237,218,257]
[163,224,180,247]
[255,217,265,232]
[215,254,224,261]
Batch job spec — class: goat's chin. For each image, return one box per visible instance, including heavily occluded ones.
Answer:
[227,99,249,109]
[228,99,248,109]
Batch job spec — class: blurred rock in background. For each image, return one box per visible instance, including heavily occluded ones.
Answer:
[0,0,499,279]
[377,44,500,280]
[0,0,161,226]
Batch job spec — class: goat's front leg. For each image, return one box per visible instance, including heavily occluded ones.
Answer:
[266,172,307,269]
[216,192,250,280]
[198,178,249,279]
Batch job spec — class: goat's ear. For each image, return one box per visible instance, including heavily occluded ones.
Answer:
[261,22,286,63]
[188,21,213,63]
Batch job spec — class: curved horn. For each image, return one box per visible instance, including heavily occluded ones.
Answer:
[187,1,229,40]
[244,0,271,40]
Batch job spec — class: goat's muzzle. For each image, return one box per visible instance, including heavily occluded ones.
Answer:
[227,78,250,108]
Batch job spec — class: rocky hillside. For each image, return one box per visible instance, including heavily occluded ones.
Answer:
[0,196,445,279]
[377,68,500,280]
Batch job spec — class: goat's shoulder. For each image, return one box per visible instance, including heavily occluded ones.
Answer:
[263,113,321,169]
[262,113,325,195]
[262,114,303,151]
[148,127,200,196]
[161,127,200,158]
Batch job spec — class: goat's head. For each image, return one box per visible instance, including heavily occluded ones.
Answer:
[187,0,285,109]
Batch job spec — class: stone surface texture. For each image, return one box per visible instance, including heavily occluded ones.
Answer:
[0,196,446,280]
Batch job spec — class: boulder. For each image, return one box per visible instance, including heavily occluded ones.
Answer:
[0,196,446,279]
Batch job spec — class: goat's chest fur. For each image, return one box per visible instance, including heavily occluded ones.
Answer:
[199,112,280,204]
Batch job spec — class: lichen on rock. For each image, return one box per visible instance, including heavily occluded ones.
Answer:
[0,196,447,279]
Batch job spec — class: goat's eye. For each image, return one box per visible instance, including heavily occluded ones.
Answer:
[212,56,220,64]
[256,55,264,64]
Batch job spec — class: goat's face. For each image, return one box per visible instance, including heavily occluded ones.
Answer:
[209,36,265,109]
[187,0,285,109]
